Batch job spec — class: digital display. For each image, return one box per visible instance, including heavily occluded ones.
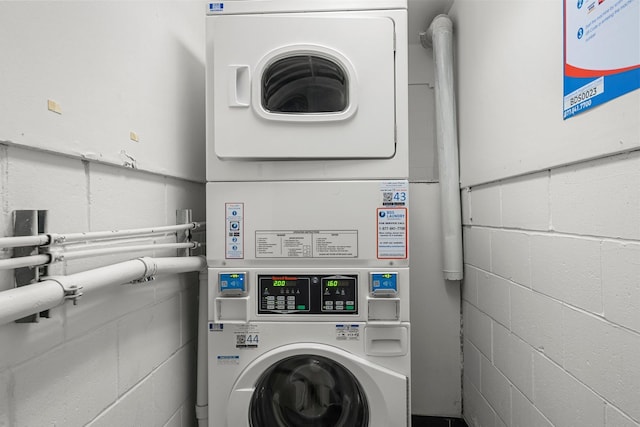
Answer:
[326,279,350,287]
[271,277,297,287]
[257,274,358,315]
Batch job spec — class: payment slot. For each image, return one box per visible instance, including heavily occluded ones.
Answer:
[368,272,400,321]
[214,272,249,323]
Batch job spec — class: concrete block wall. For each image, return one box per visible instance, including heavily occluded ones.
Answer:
[0,145,205,426]
[461,151,640,427]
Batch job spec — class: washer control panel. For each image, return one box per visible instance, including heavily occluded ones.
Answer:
[258,274,358,315]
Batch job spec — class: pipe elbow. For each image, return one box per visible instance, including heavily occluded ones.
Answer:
[421,14,453,49]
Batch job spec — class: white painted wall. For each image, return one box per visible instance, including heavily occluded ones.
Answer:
[453,0,640,187]
[451,1,640,426]
[408,41,463,416]
[0,1,206,182]
[0,1,206,426]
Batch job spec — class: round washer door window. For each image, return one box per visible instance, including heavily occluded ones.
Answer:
[249,354,369,427]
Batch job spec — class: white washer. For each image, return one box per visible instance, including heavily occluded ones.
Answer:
[208,268,411,427]
[205,0,408,181]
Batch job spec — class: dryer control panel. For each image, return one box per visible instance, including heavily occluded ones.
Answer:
[258,274,358,315]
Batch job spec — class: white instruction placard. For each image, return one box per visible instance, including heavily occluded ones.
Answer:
[225,203,244,259]
[377,208,408,259]
[255,230,357,258]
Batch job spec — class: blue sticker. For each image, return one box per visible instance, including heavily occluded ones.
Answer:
[371,273,398,294]
[208,3,224,12]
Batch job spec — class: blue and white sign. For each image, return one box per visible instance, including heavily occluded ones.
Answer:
[225,203,244,259]
[207,3,224,14]
[564,0,640,119]
[219,272,246,294]
[370,272,398,295]
[377,208,408,259]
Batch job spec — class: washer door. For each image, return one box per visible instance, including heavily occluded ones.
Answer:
[226,343,408,427]
[249,355,368,427]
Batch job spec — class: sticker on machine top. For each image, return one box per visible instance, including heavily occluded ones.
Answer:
[380,180,409,207]
[336,324,360,341]
[225,203,244,259]
[255,230,358,258]
[206,3,224,14]
[377,208,408,259]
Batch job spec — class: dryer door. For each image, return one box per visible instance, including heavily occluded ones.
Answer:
[207,13,397,160]
[226,343,408,427]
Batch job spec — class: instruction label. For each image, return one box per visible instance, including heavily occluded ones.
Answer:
[216,355,239,365]
[336,324,360,341]
[225,203,244,259]
[377,208,408,259]
[256,230,358,258]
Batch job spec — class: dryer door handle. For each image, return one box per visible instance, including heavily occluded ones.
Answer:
[228,65,251,108]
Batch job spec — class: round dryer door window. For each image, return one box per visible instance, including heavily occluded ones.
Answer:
[249,355,369,427]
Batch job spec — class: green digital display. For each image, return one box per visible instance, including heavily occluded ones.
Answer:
[327,280,339,287]
[273,280,287,287]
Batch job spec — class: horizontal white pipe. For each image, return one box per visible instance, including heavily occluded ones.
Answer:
[0,256,207,326]
[0,235,50,249]
[50,222,204,244]
[52,243,198,262]
[0,281,65,325]
[0,254,51,270]
[0,222,204,250]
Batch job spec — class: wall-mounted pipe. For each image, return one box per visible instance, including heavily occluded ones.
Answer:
[196,270,208,427]
[0,254,51,270]
[0,235,50,249]
[0,256,207,326]
[421,14,464,281]
[49,222,204,244]
[0,243,200,270]
[0,222,204,249]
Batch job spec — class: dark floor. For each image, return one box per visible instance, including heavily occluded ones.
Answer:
[412,415,469,427]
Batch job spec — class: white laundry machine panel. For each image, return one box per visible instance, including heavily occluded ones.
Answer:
[206,180,409,268]
[205,1,408,181]
[209,267,410,324]
[208,321,411,427]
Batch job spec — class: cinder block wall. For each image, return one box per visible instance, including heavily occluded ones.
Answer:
[0,146,205,427]
[0,2,206,426]
[450,1,640,426]
[461,152,640,427]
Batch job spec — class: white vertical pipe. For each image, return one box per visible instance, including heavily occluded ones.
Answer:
[195,270,209,427]
[424,15,464,281]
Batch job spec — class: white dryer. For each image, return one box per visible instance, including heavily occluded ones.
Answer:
[205,0,408,181]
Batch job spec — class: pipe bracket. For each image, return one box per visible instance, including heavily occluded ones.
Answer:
[46,277,84,306]
[63,285,84,305]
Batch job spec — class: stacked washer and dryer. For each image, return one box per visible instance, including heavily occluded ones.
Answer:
[205,1,411,425]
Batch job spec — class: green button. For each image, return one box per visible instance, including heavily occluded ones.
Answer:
[346,305,355,310]
[297,305,306,310]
